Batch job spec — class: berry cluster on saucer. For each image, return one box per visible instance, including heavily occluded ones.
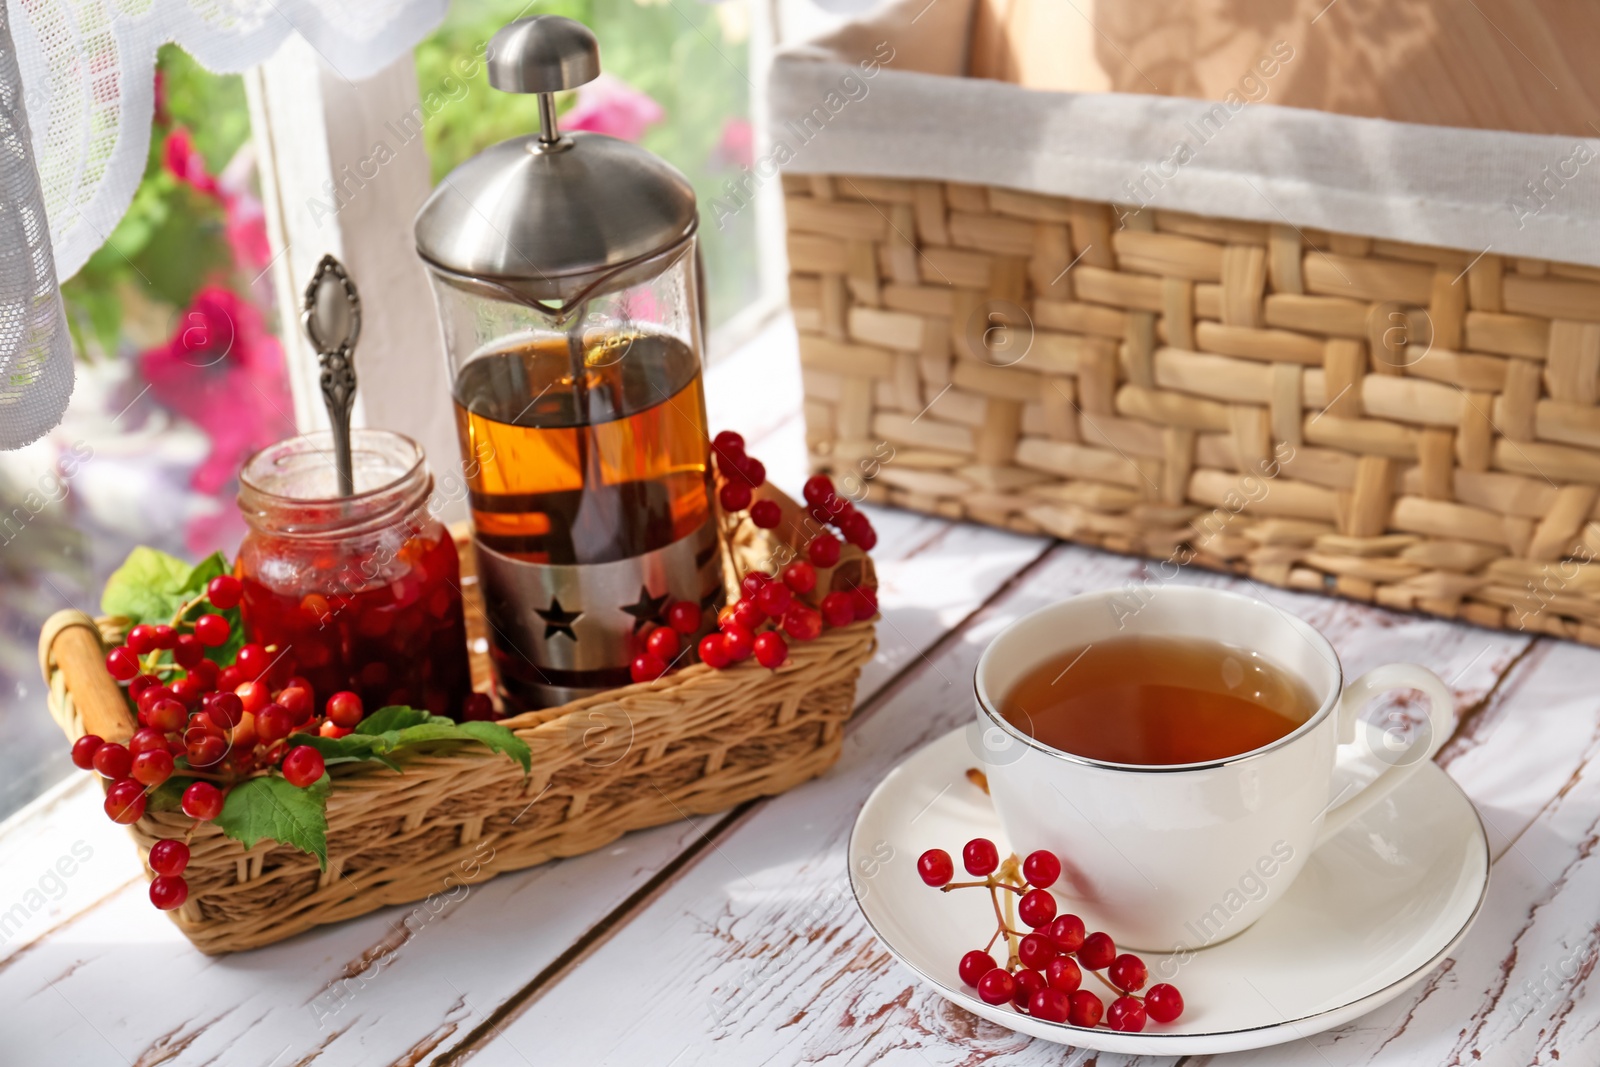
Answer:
[919,840,1185,1032]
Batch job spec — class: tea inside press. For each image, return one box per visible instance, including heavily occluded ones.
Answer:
[413,15,719,710]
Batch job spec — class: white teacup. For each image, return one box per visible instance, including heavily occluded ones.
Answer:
[972,586,1455,951]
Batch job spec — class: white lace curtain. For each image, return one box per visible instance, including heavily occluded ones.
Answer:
[0,0,448,449]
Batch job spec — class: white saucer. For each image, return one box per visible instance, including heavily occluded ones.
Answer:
[848,727,1490,1057]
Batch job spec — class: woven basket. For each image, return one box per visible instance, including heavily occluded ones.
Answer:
[39,489,876,954]
[789,174,1600,644]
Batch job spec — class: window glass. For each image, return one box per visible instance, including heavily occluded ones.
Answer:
[414,0,761,336]
[0,47,286,819]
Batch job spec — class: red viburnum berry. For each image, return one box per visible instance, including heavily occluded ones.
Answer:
[1078,931,1117,971]
[105,646,140,681]
[962,837,999,876]
[149,875,188,911]
[782,604,823,642]
[325,691,364,728]
[977,968,1016,1006]
[206,574,242,610]
[752,631,788,669]
[807,533,841,568]
[917,848,954,887]
[781,560,816,594]
[1144,984,1184,1024]
[802,473,835,506]
[104,779,146,824]
[718,481,752,512]
[666,600,702,635]
[282,745,326,788]
[148,839,189,877]
[749,499,781,529]
[1067,990,1104,1028]
[194,613,230,647]
[1108,953,1148,993]
[70,734,105,771]
[182,781,224,821]
[1030,987,1070,1023]
[126,625,158,655]
[720,623,755,662]
[1022,849,1062,888]
[820,592,855,629]
[1108,995,1147,1032]
[958,949,995,987]
[92,742,132,780]
[698,633,731,669]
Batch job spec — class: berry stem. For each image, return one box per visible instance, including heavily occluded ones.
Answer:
[986,885,1024,968]
[1089,968,1125,997]
[176,767,234,782]
[138,589,219,672]
[940,877,1024,895]
[1000,856,1024,966]
[169,589,212,629]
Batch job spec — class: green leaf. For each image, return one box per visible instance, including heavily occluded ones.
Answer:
[214,774,332,869]
[100,547,229,627]
[146,776,195,813]
[294,732,402,771]
[182,553,229,596]
[101,547,197,623]
[327,706,530,777]
[98,546,243,676]
[354,706,432,735]
[456,721,532,776]
[384,722,478,747]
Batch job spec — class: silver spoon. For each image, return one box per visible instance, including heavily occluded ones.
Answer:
[300,255,362,496]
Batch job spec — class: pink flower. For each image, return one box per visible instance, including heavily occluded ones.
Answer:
[561,74,664,143]
[139,284,295,497]
[163,127,218,197]
[712,117,754,169]
[223,191,271,271]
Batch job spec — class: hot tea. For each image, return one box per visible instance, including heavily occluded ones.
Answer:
[452,331,712,566]
[999,635,1317,765]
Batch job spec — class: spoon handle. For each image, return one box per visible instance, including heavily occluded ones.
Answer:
[320,347,357,497]
[301,255,363,497]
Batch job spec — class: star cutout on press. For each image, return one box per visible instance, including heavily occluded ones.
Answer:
[536,597,582,641]
[620,585,670,632]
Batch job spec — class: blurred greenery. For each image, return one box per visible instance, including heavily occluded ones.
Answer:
[59,46,250,359]
[415,0,761,332]
[59,2,762,356]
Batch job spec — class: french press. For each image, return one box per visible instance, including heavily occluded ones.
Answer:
[414,16,718,711]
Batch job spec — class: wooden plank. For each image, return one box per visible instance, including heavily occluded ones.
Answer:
[464,552,1536,1065]
[1208,640,1600,1065]
[0,323,1050,1067]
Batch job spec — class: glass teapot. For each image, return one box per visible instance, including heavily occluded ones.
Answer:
[414,16,717,711]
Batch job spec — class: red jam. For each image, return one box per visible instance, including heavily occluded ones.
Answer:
[236,431,472,718]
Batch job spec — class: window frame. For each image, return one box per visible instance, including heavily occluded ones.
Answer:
[246,1,803,482]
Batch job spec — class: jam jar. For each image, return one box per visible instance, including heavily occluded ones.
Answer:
[235,430,472,718]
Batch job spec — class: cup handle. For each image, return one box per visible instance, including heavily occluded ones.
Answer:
[1312,663,1455,849]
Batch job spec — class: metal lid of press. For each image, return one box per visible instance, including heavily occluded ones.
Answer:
[412,16,698,308]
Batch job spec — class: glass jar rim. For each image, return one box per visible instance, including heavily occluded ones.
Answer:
[238,430,432,538]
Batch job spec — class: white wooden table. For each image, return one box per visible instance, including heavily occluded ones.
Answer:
[3,324,1596,1067]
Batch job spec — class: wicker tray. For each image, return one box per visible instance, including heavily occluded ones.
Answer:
[789,174,1600,644]
[39,489,877,954]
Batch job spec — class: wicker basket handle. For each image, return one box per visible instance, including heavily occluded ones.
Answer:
[40,609,136,744]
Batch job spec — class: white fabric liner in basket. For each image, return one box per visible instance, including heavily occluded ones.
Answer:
[770,0,1600,269]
